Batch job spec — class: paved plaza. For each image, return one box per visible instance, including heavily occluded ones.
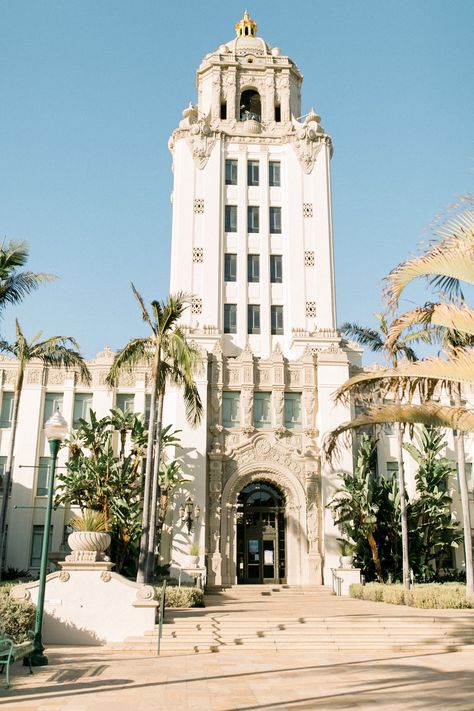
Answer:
[1,645,474,710]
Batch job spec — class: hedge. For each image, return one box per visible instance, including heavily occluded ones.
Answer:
[0,581,36,643]
[350,582,474,609]
[155,585,205,608]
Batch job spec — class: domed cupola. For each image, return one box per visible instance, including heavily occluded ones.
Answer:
[235,9,257,38]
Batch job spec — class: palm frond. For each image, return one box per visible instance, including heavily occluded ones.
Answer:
[339,322,384,351]
[106,338,152,386]
[157,292,191,338]
[38,345,91,384]
[131,283,154,332]
[324,402,474,461]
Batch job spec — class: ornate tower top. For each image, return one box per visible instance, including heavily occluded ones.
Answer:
[235,10,257,38]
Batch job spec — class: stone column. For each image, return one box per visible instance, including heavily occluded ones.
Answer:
[306,469,322,584]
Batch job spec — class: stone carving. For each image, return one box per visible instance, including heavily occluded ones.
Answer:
[306,472,320,553]
[58,571,70,582]
[10,586,31,601]
[305,389,315,427]
[273,391,284,427]
[242,388,253,427]
[304,251,315,267]
[193,247,204,263]
[47,369,66,385]
[303,202,313,218]
[136,585,155,601]
[306,302,317,318]
[186,119,218,170]
[100,571,112,583]
[191,297,202,315]
[26,369,42,385]
[211,388,222,420]
[255,438,271,457]
[193,198,205,214]
[292,111,323,174]
[118,371,135,387]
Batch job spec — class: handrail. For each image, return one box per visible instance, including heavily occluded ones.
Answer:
[332,569,342,597]
[157,579,167,656]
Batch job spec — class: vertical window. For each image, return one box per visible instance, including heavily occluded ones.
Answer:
[269,161,281,187]
[1,525,7,570]
[225,159,238,186]
[271,306,284,335]
[253,392,271,428]
[247,305,260,334]
[224,304,237,334]
[145,394,152,427]
[465,463,473,493]
[220,102,227,120]
[43,393,63,426]
[274,106,281,123]
[225,205,237,232]
[36,457,50,496]
[30,525,53,568]
[284,393,301,428]
[386,461,399,477]
[224,254,237,282]
[270,255,283,283]
[116,393,135,413]
[269,207,282,234]
[0,456,6,495]
[247,254,260,283]
[247,160,259,186]
[0,392,13,428]
[247,206,260,233]
[223,392,240,428]
[73,393,93,428]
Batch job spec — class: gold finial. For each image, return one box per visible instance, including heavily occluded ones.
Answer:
[235,10,257,38]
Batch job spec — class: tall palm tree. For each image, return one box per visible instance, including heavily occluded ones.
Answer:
[0,241,53,314]
[107,286,203,584]
[325,207,474,595]
[0,320,91,574]
[340,313,429,589]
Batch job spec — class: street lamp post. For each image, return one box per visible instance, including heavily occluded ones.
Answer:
[30,410,68,667]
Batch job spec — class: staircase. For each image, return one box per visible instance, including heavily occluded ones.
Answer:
[114,585,474,654]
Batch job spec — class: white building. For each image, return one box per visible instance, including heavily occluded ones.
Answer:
[1,13,472,584]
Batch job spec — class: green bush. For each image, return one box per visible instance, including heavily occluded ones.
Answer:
[349,582,474,609]
[155,585,205,608]
[0,585,35,643]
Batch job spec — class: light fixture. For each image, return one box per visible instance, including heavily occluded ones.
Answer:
[180,496,200,533]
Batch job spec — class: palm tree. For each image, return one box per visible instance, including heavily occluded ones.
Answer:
[340,313,430,589]
[0,241,53,314]
[107,286,203,584]
[325,207,474,595]
[0,320,91,575]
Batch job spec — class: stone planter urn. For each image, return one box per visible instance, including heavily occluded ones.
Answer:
[185,554,200,568]
[67,531,111,563]
[339,555,354,569]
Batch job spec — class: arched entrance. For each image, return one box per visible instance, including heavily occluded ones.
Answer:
[236,481,286,584]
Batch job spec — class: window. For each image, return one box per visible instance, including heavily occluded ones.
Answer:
[247,206,259,233]
[0,457,6,495]
[30,525,53,568]
[43,393,63,426]
[0,392,13,428]
[248,305,260,334]
[224,254,237,282]
[1,525,7,570]
[248,254,260,283]
[73,393,93,428]
[269,206,282,234]
[284,393,301,428]
[116,393,135,413]
[36,457,50,496]
[224,304,237,334]
[223,392,240,428]
[225,205,237,232]
[269,161,281,187]
[253,392,271,428]
[270,255,283,283]
[225,159,237,185]
[271,306,284,335]
[386,461,399,477]
[247,160,259,186]
[220,102,227,120]
[464,462,473,493]
[274,105,281,123]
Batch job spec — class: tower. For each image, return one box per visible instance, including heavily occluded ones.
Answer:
[165,13,359,586]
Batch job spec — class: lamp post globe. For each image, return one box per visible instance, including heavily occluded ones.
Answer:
[30,409,68,666]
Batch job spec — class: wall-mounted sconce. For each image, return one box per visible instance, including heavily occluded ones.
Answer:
[179,497,200,533]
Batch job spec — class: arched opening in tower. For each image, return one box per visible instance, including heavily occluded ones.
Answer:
[240,89,261,122]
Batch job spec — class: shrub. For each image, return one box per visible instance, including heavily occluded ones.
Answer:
[156,585,205,608]
[349,583,363,599]
[349,582,474,609]
[0,591,35,643]
[381,585,405,606]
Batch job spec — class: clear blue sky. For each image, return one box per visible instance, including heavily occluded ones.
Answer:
[1,1,472,360]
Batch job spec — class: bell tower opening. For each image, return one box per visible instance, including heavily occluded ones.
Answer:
[240,89,261,122]
[236,481,286,584]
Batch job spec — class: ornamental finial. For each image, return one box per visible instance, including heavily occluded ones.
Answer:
[235,10,257,38]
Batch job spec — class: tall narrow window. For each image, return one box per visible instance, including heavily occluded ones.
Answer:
[247,206,259,233]
[225,159,238,185]
[73,393,93,428]
[247,160,259,186]
[270,255,283,283]
[247,254,260,283]
[269,161,281,186]
[116,393,135,413]
[223,392,240,428]
[0,457,7,495]
[284,393,301,428]
[269,207,282,234]
[43,393,63,426]
[30,525,53,568]
[36,457,50,496]
[271,305,284,335]
[274,105,281,123]
[386,461,399,477]
[224,254,237,282]
[253,392,271,428]
[225,205,237,232]
[220,102,227,120]
[248,304,260,334]
[224,304,237,334]
[145,394,151,427]
[0,393,13,428]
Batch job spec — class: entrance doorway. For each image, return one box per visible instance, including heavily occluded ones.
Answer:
[236,481,286,584]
